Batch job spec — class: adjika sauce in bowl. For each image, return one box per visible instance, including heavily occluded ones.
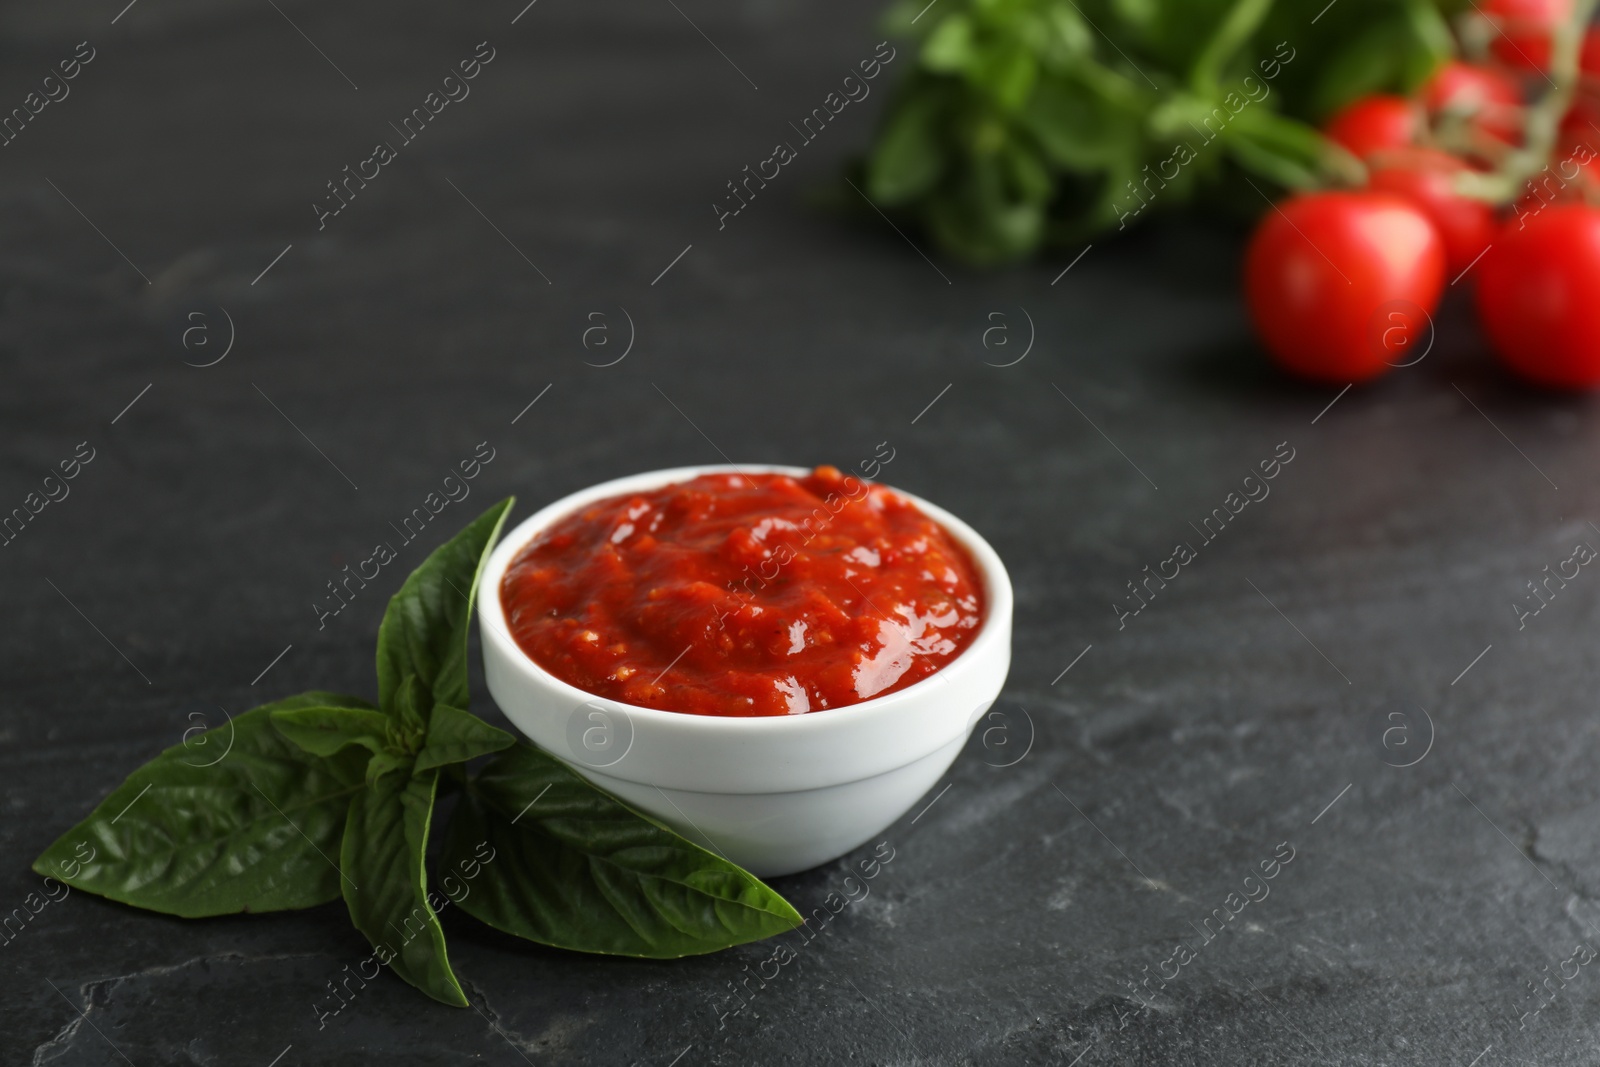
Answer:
[499,465,985,717]
[478,464,1012,875]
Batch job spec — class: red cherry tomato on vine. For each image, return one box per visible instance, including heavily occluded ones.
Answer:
[1477,204,1600,388]
[1423,61,1524,145]
[1483,0,1570,71]
[1482,0,1569,25]
[1323,95,1424,159]
[1366,148,1497,274]
[1245,191,1446,384]
[1491,30,1552,71]
[1583,25,1600,73]
[1559,91,1600,140]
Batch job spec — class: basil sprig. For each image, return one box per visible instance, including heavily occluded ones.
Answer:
[861,0,1455,263]
[33,498,801,1005]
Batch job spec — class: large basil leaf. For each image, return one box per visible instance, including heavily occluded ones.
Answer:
[376,498,513,719]
[414,704,515,774]
[1020,77,1136,172]
[32,692,373,917]
[441,745,802,958]
[340,769,466,1006]
[271,706,392,758]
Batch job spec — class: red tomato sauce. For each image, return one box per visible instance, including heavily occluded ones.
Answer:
[500,466,985,717]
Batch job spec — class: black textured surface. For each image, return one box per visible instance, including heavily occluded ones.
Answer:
[5,2,1600,1065]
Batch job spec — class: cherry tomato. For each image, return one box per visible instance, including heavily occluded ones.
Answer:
[1323,95,1424,159]
[1491,30,1552,71]
[1560,136,1600,189]
[1477,203,1600,388]
[1583,25,1600,73]
[1482,0,1569,25]
[1245,191,1446,384]
[1559,90,1600,139]
[1423,61,1524,146]
[1483,0,1570,71]
[1366,148,1497,274]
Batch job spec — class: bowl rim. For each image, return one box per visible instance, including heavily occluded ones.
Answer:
[476,462,1014,736]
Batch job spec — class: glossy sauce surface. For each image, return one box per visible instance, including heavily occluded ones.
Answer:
[500,467,985,716]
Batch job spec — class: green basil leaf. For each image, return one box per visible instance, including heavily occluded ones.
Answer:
[867,88,949,204]
[376,498,514,720]
[32,692,373,917]
[1108,0,1163,35]
[1187,0,1275,97]
[272,706,392,758]
[1000,139,1054,203]
[1223,106,1335,189]
[1038,6,1094,69]
[925,158,1048,265]
[442,745,802,958]
[1395,0,1453,93]
[414,704,516,774]
[974,45,1038,112]
[1225,133,1321,190]
[921,14,975,73]
[1020,78,1133,171]
[340,769,466,1006]
[365,752,412,785]
[1306,11,1416,119]
[395,674,428,739]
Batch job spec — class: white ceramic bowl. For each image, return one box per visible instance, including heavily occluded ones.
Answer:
[477,464,1013,877]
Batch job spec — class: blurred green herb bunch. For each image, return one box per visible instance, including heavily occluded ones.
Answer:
[861,0,1461,262]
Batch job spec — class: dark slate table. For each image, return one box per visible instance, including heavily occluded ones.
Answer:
[5,1,1599,1064]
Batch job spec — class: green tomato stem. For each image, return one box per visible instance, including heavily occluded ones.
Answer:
[1461,0,1600,203]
